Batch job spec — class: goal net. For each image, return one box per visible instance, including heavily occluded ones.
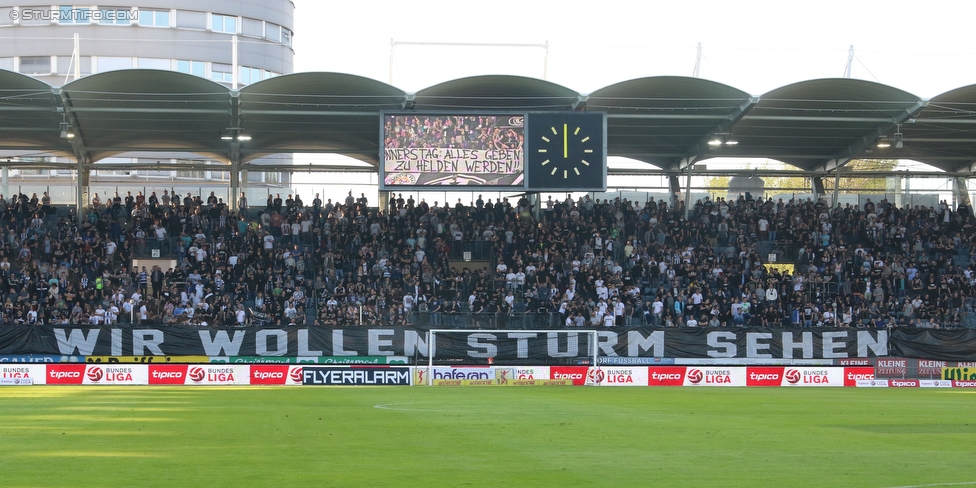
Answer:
[424,329,602,386]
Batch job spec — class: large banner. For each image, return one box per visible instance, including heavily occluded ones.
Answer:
[0,325,905,362]
[9,325,976,362]
[888,329,976,361]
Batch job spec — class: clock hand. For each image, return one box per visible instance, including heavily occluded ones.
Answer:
[563,123,568,159]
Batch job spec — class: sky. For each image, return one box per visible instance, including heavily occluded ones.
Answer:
[292,0,976,98]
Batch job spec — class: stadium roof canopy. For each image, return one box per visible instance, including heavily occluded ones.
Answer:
[2,68,976,174]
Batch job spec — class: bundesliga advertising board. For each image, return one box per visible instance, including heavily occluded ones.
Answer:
[13,364,976,388]
[381,114,524,188]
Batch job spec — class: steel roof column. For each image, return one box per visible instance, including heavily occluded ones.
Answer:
[812,177,825,203]
[953,177,973,216]
[230,156,240,212]
[668,175,681,209]
[76,158,88,226]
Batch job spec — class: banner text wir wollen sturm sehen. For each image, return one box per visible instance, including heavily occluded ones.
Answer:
[8,325,975,360]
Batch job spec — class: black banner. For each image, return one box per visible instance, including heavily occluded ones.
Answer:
[0,325,913,361]
[302,367,411,386]
[888,329,976,361]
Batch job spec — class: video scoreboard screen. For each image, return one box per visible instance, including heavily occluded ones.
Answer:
[380,113,525,189]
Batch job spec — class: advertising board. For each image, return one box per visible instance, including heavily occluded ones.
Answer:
[82,364,148,385]
[592,367,648,386]
[683,367,746,386]
[250,365,304,386]
[646,367,687,386]
[302,367,411,386]
[843,367,875,387]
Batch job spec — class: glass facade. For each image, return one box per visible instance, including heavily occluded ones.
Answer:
[176,59,205,77]
[19,56,51,74]
[138,8,169,27]
[210,13,236,34]
[58,5,91,24]
[97,7,132,25]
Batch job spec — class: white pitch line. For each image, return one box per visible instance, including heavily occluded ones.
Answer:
[884,482,976,488]
[373,402,455,413]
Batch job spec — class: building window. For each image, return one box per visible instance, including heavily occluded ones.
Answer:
[137,58,170,70]
[95,56,132,73]
[239,66,257,85]
[0,58,13,71]
[177,60,205,77]
[265,22,280,42]
[177,170,205,179]
[97,7,132,25]
[281,28,292,47]
[211,14,237,34]
[19,56,51,75]
[139,9,169,27]
[57,55,92,75]
[242,17,263,37]
[175,10,206,29]
[59,5,91,24]
[211,63,233,83]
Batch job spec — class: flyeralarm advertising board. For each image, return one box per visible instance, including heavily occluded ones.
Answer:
[302,367,411,386]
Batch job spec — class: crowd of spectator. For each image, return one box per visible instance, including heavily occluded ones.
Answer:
[1,183,974,330]
[383,115,523,151]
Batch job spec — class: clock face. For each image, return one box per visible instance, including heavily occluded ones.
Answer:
[526,112,606,191]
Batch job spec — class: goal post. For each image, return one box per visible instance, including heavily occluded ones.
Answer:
[425,329,601,386]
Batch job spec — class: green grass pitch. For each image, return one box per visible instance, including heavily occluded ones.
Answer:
[0,386,973,487]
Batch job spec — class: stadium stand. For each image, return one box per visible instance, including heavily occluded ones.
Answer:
[4,187,974,330]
